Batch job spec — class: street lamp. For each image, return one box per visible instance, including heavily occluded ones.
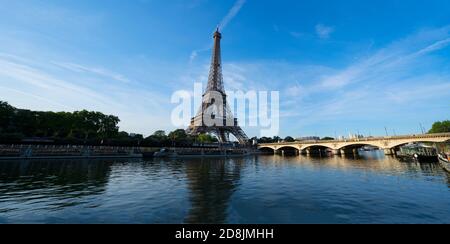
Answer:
[419,123,425,134]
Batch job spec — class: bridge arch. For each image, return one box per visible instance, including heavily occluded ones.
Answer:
[301,145,334,156]
[276,146,301,156]
[277,145,301,151]
[258,146,276,154]
[300,144,335,150]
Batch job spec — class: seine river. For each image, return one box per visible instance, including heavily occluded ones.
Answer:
[1,152,449,224]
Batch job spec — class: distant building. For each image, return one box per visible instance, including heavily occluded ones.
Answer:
[348,134,364,139]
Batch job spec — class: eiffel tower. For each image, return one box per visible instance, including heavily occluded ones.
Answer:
[187,29,249,144]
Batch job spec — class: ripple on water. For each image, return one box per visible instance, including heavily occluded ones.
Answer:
[0,155,449,223]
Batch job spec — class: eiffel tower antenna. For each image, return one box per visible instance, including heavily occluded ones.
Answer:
[186,29,249,144]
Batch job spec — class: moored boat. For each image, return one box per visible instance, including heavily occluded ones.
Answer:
[438,153,450,172]
[361,146,378,151]
[396,143,438,163]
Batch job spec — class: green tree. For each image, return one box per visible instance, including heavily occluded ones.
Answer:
[0,101,15,133]
[197,133,218,143]
[143,130,170,146]
[284,136,295,142]
[429,120,450,134]
[273,136,281,143]
[0,101,122,144]
[168,129,191,146]
[153,130,167,138]
[321,137,335,141]
[168,129,187,141]
[258,137,274,143]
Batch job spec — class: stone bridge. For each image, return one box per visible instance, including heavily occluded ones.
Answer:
[258,133,450,156]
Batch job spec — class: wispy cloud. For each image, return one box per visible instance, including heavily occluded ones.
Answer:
[188,0,246,63]
[314,27,450,91]
[415,37,450,56]
[0,54,172,135]
[53,62,131,83]
[189,51,198,63]
[315,24,334,39]
[0,57,110,104]
[278,26,450,130]
[219,0,246,30]
[290,31,303,39]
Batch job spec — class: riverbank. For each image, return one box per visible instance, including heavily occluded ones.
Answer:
[0,144,258,160]
[0,144,154,160]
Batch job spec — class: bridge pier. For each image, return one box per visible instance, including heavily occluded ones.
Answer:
[384,148,394,155]
[332,149,340,156]
[340,149,346,156]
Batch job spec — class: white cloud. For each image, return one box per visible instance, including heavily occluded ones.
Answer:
[188,0,246,64]
[315,24,334,39]
[415,37,450,56]
[53,62,131,83]
[313,27,450,91]
[189,51,198,63]
[277,26,450,130]
[290,31,303,39]
[285,83,306,98]
[0,54,170,136]
[219,0,246,30]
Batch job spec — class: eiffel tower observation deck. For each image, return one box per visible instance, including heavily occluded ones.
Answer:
[187,29,249,144]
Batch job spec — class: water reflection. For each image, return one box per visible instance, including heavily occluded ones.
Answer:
[183,158,244,223]
[272,153,445,178]
[0,153,449,223]
[0,159,112,211]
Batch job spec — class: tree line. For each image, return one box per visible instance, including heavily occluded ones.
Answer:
[429,120,450,134]
[1,101,449,146]
[0,101,217,147]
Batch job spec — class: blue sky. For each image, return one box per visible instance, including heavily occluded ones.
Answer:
[0,0,449,138]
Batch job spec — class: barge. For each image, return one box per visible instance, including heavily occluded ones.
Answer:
[396,143,438,163]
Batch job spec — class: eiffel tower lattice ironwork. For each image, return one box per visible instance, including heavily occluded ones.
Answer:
[187,29,249,144]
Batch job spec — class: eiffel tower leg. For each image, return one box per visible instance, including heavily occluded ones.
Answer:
[229,127,249,145]
[214,129,227,143]
[224,131,230,142]
[217,129,228,143]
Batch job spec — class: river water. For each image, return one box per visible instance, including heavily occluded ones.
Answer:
[0,152,449,224]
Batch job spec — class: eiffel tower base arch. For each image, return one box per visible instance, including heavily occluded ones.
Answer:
[187,126,249,145]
